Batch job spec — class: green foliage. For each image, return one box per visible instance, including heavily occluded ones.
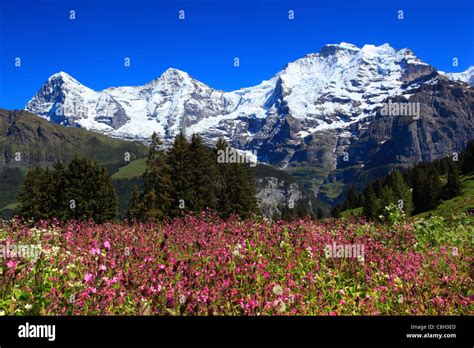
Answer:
[444,159,462,199]
[129,134,259,220]
[350,141,474,220]
[17,156,118,222]
[111,158,147,179]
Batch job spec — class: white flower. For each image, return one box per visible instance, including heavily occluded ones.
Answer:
[232,243,242,257]
[275,300,286,313]
[0,310,5,316]
[25,304,33,310]
[272,285,284,296]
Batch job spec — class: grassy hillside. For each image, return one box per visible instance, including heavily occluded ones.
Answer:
[0,109,148,169]
[340,175,474,219]
[413,174,474,219]
[340,207,363,218]
[0,109,148,218]
[112,157,147,179]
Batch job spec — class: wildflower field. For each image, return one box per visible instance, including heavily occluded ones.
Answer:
[0,210,472,316]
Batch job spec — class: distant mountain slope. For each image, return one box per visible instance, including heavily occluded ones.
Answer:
[22,42,474,205]
[25,42,451,147]
[0,109,148,170]
[0,109,148,218]
[442,66,474,86]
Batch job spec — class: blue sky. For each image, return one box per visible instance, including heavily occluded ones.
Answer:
[0,0,473,109]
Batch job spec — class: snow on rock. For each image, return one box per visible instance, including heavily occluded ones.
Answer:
[25,43,445,148]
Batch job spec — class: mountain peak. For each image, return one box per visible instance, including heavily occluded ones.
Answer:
[144,67,191,88]
[324,42,360,51]
[48,71,77,83]
[443,65,474,86]
[45,71,92,91]
[160,67,189,79]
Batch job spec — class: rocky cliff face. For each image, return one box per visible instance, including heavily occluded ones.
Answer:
[24,43,473,204]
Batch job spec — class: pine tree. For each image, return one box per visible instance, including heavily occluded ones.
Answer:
[412,167,427,214]
[444,159,461,199]
[50,161,67,219]
[346,185,358,209]
[316,207,324,220]
[64,156,118,222]
[18,157,117,222]
[188,134,218,212]
[214,138,258,218]
[18,167,49,220]
[413,167,442,213]
[128,185,143,220]
[387,170,413,215]
[461,140,474,175]
[140,132,173,219]
[363,185,381,220]
[167,132,193,216]
[94,167,119,223]
[331,205,341,218]
[426,167,442,210]
[215,138,232,216]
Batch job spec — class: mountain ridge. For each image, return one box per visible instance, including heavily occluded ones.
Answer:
[24,42,474,204]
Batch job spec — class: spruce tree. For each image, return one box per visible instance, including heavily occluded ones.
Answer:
[215,138,232,216]
[387,170,413,215]
[363,185,381,220]
[18,167,49,220]
[64,156,118,222]
[167,132,193,216]
[346,185,358,209]
[128,185,143,220]
[214,138,258,218]
[316,207,324,220]
[188,134,218,212]
[50,161,67,219]
[444,160,462,199]
[94,167,119,223]
[140,132,173,219]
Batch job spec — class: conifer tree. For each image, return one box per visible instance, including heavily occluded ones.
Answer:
[346,185,358,209]
[18,156,118,222]
[140,132,173,219]
[188,134,218,212]
[167,132,193,216]
[363,185,381,220]
[50,160,67,219]
[444,159,462,199]
[387,170,413,215]
[18,167,49,220]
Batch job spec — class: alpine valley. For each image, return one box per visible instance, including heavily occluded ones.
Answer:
[8,42,474,214]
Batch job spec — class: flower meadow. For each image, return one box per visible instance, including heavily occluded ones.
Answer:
[0,210,472,316]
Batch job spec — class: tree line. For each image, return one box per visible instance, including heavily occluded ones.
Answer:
[17,133,259,222]
[128,132,258,220]
[335,140,474,219]
[17,157,118,223]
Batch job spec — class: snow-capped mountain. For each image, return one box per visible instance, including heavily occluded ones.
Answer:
[26,42,437,144]
[442,66,474,86]
[25,42,473,204]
